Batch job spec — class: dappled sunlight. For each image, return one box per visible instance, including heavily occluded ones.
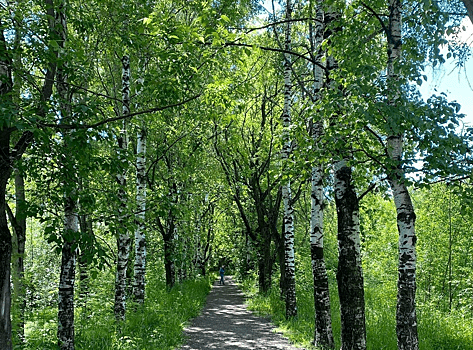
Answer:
[180,277,303,350]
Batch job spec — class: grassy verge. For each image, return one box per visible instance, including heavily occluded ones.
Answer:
[239,275,473,350]
[23,273,213,350]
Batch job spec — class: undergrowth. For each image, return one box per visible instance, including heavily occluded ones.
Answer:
[23,272,212,350]
[239,275,473,350]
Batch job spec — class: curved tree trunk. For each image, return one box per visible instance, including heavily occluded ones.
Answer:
[335,159,366,350]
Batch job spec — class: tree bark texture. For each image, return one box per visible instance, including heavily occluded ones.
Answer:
[334,160,366,350]
[78,215,92,301]
[57,197,78,350]
[164,236,176,288]
[308,1,334,347]
[133,126,147,303]
[387,2,419,349]
[281,0,297,319]
[8,170,27,343]
[114,55,131,321]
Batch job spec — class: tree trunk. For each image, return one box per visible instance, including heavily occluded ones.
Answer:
[334,159,366,350]
[387,2,419,349]
[164,237,176,288]
[0,16,14,349]
[310,162,334,349]
[133,125,147,303]
[258,228,272,294]
[0,137,13,349]
[57,197,78,350]
[308,1,334,347]
[281,0,297,319]
[78,215,92,302]
[114,55,131,321]
[7,170,27,343]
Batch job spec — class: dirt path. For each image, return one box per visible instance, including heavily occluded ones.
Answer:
[179,276,305,350]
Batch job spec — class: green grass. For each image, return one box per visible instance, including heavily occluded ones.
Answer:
[23,274,212,350]
[239,275,473,350]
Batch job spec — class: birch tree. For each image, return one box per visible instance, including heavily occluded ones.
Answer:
[385,1,418,348]
[54,3,81,348]
[133,124,147,302]
[281,0,297,319]
[114,55,131,321]
[5,170,27,343]
[308,0,334,347]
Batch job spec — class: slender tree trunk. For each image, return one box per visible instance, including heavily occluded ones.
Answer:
[335,159,366,350]
[387,2,419,349]
[54,3,78,348]
[58,197,78,350]
[281,0,297,319]
[78,212,94,303]
[114,55,131,321]
[308,1,334,347]
[133,125,147,303]
[258,228,272,294]
[8,170,27,343]
[0,15,14,349]
[0,142,12,350]
[164,236,176,288]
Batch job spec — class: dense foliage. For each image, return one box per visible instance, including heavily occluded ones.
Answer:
[1,0,473,349]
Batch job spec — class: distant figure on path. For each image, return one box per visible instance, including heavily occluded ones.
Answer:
[219,266,225,285]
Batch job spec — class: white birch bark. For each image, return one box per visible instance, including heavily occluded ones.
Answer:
[114,55,131,321]
[387,2,419,348]
[58,197,78,350]
[55,4,78,348]
[309,2,334,348]
[133,125,147,303]
[282,0,297,319]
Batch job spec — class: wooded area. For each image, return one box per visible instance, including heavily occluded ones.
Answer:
[1,0,473,349]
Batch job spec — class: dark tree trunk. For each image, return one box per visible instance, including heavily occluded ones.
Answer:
[258,228,272,294]
[164,237,176,288]
[335,161,366,350]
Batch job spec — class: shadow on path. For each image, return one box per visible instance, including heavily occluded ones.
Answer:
[179,276,304,350]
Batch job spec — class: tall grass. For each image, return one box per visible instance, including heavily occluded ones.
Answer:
[240,274,473,350]
[23,272,212,350]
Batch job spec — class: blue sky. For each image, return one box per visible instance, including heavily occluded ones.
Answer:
[418,18,473,128]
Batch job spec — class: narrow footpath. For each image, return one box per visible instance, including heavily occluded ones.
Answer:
[179,276,305,350]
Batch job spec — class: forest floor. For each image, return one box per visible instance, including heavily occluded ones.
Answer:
[178,276,305,350]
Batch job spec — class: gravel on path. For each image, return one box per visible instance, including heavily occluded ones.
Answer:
[179,276,305,350]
